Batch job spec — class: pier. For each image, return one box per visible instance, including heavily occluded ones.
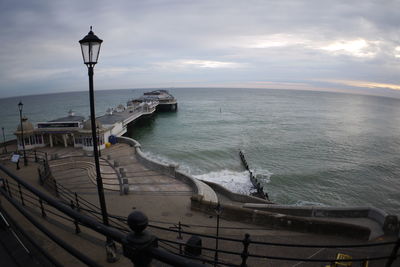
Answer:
[13,90,177,153]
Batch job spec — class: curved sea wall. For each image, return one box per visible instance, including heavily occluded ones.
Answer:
[242,203,399,235]
[202,180,271,204]
[190,195,371,240]
[116,136,201,196]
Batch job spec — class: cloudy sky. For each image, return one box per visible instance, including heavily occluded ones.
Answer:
[1,0,400,98]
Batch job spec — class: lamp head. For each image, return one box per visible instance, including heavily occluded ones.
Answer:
[79,26,103,66]
[18,101,23,112]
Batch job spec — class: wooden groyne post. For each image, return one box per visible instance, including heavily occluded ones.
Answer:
[239,150,269,200]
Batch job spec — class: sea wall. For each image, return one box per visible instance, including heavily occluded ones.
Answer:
[116,136,398,237]
[116,136,199,194]
[242,203,399,235]
[202,180,272,204]
[191,195,371,240]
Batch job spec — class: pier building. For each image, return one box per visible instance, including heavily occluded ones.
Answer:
[14,90,170,152]
[127,89,177,111]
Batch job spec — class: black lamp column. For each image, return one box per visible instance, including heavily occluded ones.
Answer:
[97,125,101,157]
[214,203,222,266]
[79,27,116,262]
[18,102,28,166]
[2,127,7,153]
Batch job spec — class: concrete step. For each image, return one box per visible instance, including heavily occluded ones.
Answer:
[50,158,120,192]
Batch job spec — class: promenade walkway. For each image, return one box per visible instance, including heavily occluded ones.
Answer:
[0,143,397,266]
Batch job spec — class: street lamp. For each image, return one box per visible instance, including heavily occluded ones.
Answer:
[79,27,116,262]
[214,202,222,266]
[18,101,28,166]
[1,127,7,153]
[97,125,101,157]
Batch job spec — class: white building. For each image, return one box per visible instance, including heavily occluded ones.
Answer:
[14,110,112,152]
[14,101,159,152]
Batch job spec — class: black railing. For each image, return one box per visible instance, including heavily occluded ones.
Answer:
[0,162,399,266]
[0,164,205,266]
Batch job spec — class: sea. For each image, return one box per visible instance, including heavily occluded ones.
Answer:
[1,88,399,215]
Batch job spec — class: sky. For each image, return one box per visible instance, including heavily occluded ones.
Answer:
[1,0,400,98]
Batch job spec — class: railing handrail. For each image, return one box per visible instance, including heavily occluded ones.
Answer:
[1,162,398,266]
[0,164,206,267]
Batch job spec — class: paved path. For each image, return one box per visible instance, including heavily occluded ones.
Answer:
[45,144,193,197]
[102,143,193,195]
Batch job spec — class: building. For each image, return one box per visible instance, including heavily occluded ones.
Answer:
[128,90,177,111]
[14,100,158,152]
[14,110,110,152]
[14,90,175,152]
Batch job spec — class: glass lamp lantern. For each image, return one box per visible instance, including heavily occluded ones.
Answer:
[79,26,103,66]
[18,101,23,112]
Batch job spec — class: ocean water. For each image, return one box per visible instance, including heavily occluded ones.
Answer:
[1,88,399,214]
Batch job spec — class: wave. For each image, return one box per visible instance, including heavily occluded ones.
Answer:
[140,151,178,166]
[251,168,273,183]
[294,200,325,207]
[141,150,275,195]
[194,170,254,194]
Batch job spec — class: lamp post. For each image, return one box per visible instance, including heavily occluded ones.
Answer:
[18,102,28,166]
[2,127,7,153]
[97,125,101,157]
[214,202,222,266]
[79,27,116,262]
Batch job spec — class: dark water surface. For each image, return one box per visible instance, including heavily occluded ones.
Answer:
[1,88,399,214]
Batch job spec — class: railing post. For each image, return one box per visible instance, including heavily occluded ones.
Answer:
[386,237,400,267]
[178,221,183,254]
[34,150,38,162]
[39,199,46,218]
[53,179,59,197]
[75,192,80,211]
[5,179,12,198]
[170,221,189,255]
[38,168,44,185]
[240,233,251,267]
[18,183,25,206]
[70,200,81,234]
[214,203,222,267]
[123,211,157,266]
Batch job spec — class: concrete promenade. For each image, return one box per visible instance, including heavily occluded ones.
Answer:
[0,143,398,266]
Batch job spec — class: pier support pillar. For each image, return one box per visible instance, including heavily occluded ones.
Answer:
[49,134,53,147]
[63,134,67,148]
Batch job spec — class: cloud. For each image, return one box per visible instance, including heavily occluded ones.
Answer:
[234,34,308,49]
[320,39,380,58]
[1,0,400,98]
[154,59,246,70]
[318,79,400,91]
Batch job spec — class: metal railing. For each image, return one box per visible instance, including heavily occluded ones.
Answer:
[0,162,399,266]
[0,164,205,266]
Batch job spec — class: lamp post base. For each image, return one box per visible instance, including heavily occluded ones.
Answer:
[106,240,119,263]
